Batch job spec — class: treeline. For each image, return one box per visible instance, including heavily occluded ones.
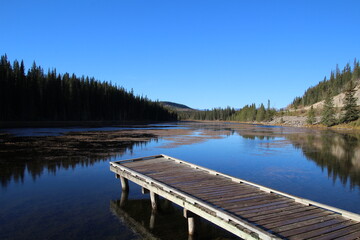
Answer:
[0,54,177,121]
[178,103,275,122]
[228,103,276,122]
[292,59,360,107]
[178,107,235,121]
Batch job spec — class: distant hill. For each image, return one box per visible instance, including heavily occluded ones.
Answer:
[160,101,194,111]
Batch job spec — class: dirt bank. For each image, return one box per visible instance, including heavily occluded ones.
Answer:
[268,116,321,127]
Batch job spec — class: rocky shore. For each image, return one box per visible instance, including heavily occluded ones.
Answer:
[268,116,321,127]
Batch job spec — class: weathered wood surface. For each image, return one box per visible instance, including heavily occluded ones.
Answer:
[110,154,360,240]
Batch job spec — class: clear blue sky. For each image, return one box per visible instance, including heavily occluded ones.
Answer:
[2,0,360,109]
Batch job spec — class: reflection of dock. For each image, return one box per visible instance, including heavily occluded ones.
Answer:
[110,194,237,239]
[110,199,160,240]
[110,154,360,239]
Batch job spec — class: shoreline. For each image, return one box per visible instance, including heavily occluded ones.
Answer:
[1,118,360,132]
[188,118,360,132]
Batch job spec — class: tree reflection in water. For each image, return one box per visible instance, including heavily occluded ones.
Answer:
[0,131,157,187]
[287,130,360,188]
[2,123,360,190]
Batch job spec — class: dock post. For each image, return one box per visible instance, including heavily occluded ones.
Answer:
[188,218,196,236]
[120,176,129,192]
[184,209,197,236]
[141,187,150,194]
[150,191,159,211]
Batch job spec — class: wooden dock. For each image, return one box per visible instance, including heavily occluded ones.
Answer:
[110,154,360,240]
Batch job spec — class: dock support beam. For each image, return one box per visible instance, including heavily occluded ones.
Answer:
[184,209,198,236]
[150,191,159,211]
[142,187,159,212]
[115,174,129,192]
[120,177,129,192]
[142,187,150,194]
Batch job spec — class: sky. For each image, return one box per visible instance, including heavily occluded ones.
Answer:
[1,0,360,110]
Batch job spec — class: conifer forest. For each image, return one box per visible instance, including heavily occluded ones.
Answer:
[0,55,177,122]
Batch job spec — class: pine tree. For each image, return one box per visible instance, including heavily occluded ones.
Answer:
[341,81,359,123]
[307,106,316,124]
[265,99,271,121]
[256,104,266,122]
[321,90,336,127]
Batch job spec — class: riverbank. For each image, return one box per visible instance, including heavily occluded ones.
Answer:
[2,117,360,134]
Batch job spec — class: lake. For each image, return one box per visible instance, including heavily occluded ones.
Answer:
[0,122,359,239]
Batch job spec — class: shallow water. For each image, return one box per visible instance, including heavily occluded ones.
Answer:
[0,122,359,239]
[0,123,185,137]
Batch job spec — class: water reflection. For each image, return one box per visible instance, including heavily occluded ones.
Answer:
[287,130,360,188]
[110,192,237,240]
[205,123,360,189]
[0,124,238,188]
[0,131,155,187]
[2,123,360,189]
[1,122,360,239]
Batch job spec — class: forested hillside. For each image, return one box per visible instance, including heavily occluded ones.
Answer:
[292,59,360,108]
[0,55,177,121]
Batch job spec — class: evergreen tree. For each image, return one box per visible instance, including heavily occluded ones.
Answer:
[256,104,266,122]
[307,106,316,125]
[321,90,336,127]
[341,81,359,123]
[265,99,271,121]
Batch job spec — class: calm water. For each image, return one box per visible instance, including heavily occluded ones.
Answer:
[1,122,359,239]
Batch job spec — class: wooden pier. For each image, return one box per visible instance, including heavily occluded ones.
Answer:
[110,154,360,239]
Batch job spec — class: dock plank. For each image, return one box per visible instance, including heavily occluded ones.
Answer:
[279,218,348,238]
[272,214,341,232]
[335,230,360,240]
[241,204,302,219]
[309,223,360,240]
[288,220,354,239]
[249,206,318,222]
[263,212,333,229]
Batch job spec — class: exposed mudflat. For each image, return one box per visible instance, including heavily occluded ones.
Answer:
[0,130,156,161]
